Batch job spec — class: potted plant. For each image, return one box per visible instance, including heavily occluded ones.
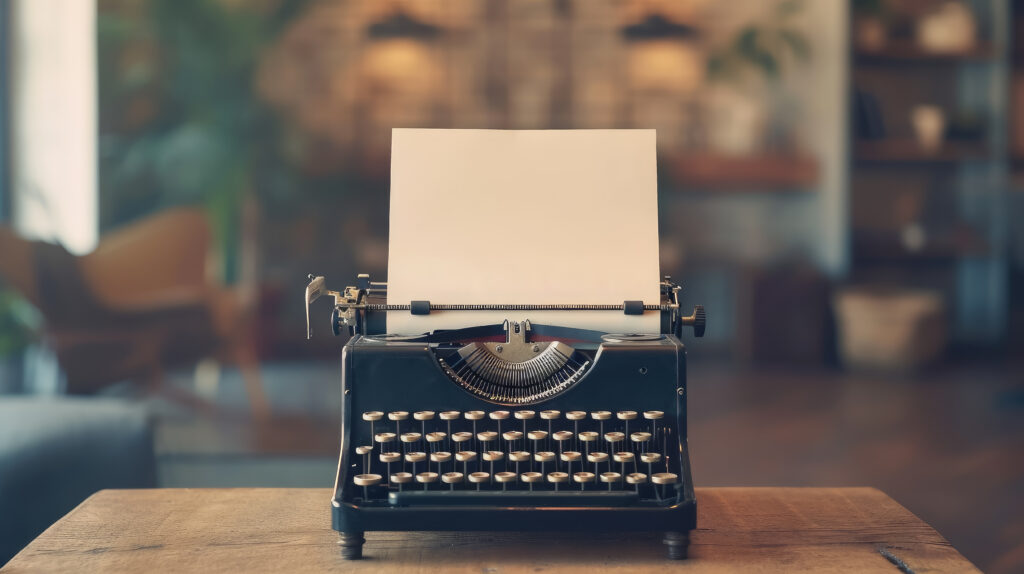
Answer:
[704,0,811,155]
[0,289,40,393]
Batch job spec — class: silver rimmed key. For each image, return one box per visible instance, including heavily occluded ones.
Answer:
[579,431,599,458]
[540,410,560,446]
[413,411,435,437]
[362,411,384,443]
[588,451,609,478]
[416,471,439,490]
[626,472,647,493]
[561,450,581,479]
[527,430,548,465]
[604,431,625,453]
[617,410,638,441]
[483,451,504,482]
[566,411,586,451]
[388,411,409,440]
[489,410,510,437]
[430,451,451,475]
[547,471,569,491]
[600,471,622,490]
[503,430,523,456]
[405,451,426,478]
[520,471,543,491]
[495,470,516,490]
[553,431,573,470]
[391,471,412,492]
[441,471,462,490]
[509,450,530,483]
[468,471,489,490]
[641,452,662,481]
[426,432,446,454]
[574,471,595,490]
[591,410,611,437]
[380,451,400,484]
[515,410,536,437]
[455,451,477,477]
[614,451,635,479]
[440,411,460,450]
[631,431,652,454]
[534,451,555,478]
[644,410,664,447]
[652,472,678,500]
[465,411,485,450]
[477,431,498,454]
[353,473,381,500]
[355,445,373,475]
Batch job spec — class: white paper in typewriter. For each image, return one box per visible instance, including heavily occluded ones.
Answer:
[386,128,661,335]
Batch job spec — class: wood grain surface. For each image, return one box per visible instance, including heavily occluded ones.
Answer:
[1,487,979,573]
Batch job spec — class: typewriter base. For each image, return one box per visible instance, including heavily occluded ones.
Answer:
[331,499,696,560]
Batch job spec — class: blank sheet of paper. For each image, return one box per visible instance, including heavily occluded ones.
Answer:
[386,129,660,335]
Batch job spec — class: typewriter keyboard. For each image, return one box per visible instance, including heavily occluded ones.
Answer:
[348,409,680,504]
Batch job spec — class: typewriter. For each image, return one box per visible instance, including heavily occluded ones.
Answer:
[305,273,705,560]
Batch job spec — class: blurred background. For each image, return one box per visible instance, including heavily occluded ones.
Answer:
[0,0,1021,570]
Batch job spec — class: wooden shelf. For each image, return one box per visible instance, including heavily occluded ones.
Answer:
[853,227,989,264]
[855,42,996,65]
[663,153,819,190]
[855,140,990,164]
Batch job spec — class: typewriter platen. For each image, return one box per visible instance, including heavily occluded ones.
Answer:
[306,273,705,559]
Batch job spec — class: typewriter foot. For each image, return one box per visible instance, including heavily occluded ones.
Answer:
[663,531,690,560]
[338,532,365,560]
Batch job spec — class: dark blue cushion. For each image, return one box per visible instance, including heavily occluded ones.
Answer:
[0,397,156,565]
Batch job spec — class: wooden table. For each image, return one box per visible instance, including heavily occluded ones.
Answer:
[1,487,978,573]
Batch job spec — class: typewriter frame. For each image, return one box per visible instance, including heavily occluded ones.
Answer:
[310,275,704,560]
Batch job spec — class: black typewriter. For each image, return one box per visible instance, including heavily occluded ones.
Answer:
[305,273,705,560]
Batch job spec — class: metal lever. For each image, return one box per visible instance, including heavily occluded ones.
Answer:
[305,275,326,339]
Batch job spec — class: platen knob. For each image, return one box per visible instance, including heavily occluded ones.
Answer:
[678,305,706,338]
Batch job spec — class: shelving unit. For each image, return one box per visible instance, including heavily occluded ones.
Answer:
[848,0,1009,346]
[664,153,819,190]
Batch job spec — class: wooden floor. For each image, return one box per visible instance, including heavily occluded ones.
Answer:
[154,357,1024,573]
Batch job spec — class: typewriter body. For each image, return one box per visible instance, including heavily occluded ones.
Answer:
[306,273,705,559]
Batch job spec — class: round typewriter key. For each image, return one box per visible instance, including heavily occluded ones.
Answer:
[414,411,435,420]
[483,450,504,480]
[353,473,381,500]
[561,450,581,478]
[380,452,401,463]
[553,431,573,442]
[417,471,439,490]
[468,471,490,490]
[574,471,595,490]
[456,451,477,477]
[363,411,384,421]
[430,451,452,475]
[579,431,599,458]
[509,450,530,480]
[604,431,625,446]
[631,431,652,454]
[644,410,664,445]
[388,411,409,421]
[495,471,516,490]
[626,472,647,493]
[640,452,662,464]
[652,472,678,484]
[565,411,586,450]
[405,452,426,462]
[355,445,373,475]
[400,432,422,444]
[440,411,461,420]
[353,473,381,486]
[426,432,446,452]
[535,451,555,477]
[477,431,498,444]
[540,410,560,420]
[375,432,396,444]
[601,471,622,490]
[391,470,411,493]
[520,471,543,491]
[464,410,485,420]
[441,472,463,491]
[489,410,510,436]
[547,471,569,491]
[588,451,609,479]
[591,410,611,420]
[515,410,536,437]
[618,409,634,435]
[452,431,473,443]
[614,451,635,478]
